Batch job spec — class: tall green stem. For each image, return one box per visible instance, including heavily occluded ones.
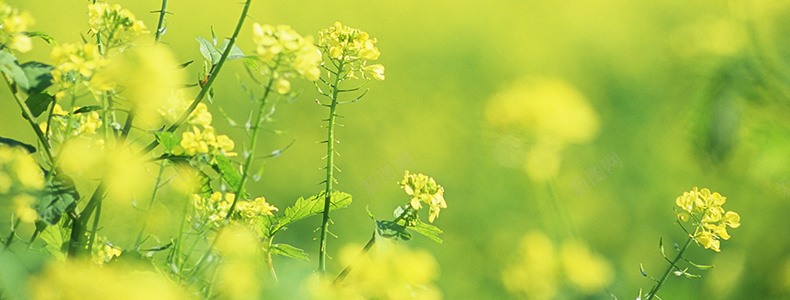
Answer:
[153,0,169,43]
[318,60,345,274]
[645,237,694,300]
[3,75,55,164]
[140,0,253,155]
[225,76,274,218]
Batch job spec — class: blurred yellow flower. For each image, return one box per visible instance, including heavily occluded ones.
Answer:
[0,3,34,52]
[502,231,558,300]
[560,239,614,294]
[88,2,147,48]
[251,23,321,82]
[0,145,44,222]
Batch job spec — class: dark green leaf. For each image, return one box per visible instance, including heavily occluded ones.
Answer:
[24,92,53,118]
[271,243,310,262]
[0,51,29,90]
[24,31,55,44]
[0,136,35,153]
[196,37,221,65]
[376,220,411,241]
[212,155,242,194]
[73,105,102,114]
[20,61,54,94]
[408,220,443,243]
[37,172,79,225]
[273,192,352,233]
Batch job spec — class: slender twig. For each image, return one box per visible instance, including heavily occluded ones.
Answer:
[318,59,345,274]
[139,0,254,155]
[134,159,168,250]
[153,0,169,43]
[645,237,694,300]
[333,231,375,285]
[2,74,55,164]
[225,76,275,218]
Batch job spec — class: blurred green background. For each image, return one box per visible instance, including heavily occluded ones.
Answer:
[4,0,790,299]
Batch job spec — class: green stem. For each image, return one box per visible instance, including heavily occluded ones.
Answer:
[3,74,55,164]
[153,0,169,43]
[646,236,695,300]
[318,60,345,274]
[3,218,21,250]
[134,159,167,250]
[333,231,375,285]
[225,76,275,219]
[139,0,253,156]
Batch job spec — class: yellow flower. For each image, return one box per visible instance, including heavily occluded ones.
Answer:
[276,78,290,94]
[722,211,740,228]
[400,171,447,222]
[189,103,213,127]
[9,34,31,52]
[696,230,720,252]
[364,64,385,81]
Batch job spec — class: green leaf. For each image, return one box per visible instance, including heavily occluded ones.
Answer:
[218,40,246,61]
[271,243,309,262]
[0,136,36,153]
[0,51,29,90]
[408,220,444,244]
[154,131,180,152]
[39,223,66,260]
[37,172,79,225]
[273,192,352,233]
[20,61,54,94]
[196,37,221,65]
[212,155,242,194]
[25,31,56,44]
[24,92,53,118]
[72,105,101,114]
[376,220,411,241]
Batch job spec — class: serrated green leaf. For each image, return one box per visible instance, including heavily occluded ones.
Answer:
[20,61,54,94]
[271,243,309,262]
[212,155,242,194]
[24,92,53,118]
[408,220,443,243]
[210,26,217,46]
[0,51,29,89]
[273,192,352,233]
[196,37,221,65]
[39,223,66,260]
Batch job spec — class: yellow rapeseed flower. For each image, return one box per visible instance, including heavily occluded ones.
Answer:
[675,187,740,252]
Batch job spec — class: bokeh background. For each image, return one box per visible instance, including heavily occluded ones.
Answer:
[3,0,790,299]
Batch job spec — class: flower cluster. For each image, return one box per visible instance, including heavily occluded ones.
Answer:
[234,196,278,219]
[191,192,278,227]
[0,145,44,223]
[92,236,122,264]
[400,171,446,222]
[190,192,234,227]
[675,187,741,252]
[0,1,34,53]
[39,104,103,141]
[317,22,385,80]
[88,2,147,49]
[251,23,322,92]
[171,103,235,160]
[50,43,107,89]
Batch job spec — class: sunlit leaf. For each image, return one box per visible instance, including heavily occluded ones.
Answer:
[271,243,309,262]
[272,192,352,233]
